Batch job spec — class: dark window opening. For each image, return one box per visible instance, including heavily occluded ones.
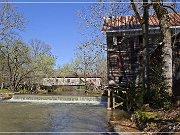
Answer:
[139,35,143,44]
[67,79,70,83]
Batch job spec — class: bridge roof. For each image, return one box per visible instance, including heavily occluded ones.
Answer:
[55,74,101,78]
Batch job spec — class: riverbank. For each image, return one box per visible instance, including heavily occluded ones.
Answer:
[110,119,140,134]
[0,87,102,100]
[108,107,180,134]
[108,110,140,134]
[137,107,180,133]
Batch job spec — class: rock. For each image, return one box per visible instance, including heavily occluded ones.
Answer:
[0,93,13,100]
[33,90,48,94]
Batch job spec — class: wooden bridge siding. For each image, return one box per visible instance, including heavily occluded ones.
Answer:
[42,78,101,87]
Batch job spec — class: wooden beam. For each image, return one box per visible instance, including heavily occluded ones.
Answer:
[107,89,112,111]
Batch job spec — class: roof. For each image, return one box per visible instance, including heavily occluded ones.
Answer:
[102,12,180,32]
[55,73,101,78]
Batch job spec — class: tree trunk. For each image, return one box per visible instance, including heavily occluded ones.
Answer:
[152,0,173,96]
[161,17,172,96]
[143,0,150,93]
[1,82,4,89]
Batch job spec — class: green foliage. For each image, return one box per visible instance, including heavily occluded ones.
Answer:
[135,110,158,130]
[57,63,75,76]
[163,99,172,109]
[136,111,158,120]
[19,89,28,94]
[123,81,144,111]
[0,88,11,93]
[0,38,56,92]
[36,54,55,76]
[147,45,172,109]
[52,86,73,95]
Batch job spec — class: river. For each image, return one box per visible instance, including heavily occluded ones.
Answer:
[0,101,114,134]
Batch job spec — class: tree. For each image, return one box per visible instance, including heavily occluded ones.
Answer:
[131,0,178,96]
[57,38,107,90]
[74,39,107,90]
[0,39,56,92]
[76,41,98,89]
[78,0,178,108]
[28,39,51,58]
[0,1,25,41]
[130,0,150,105]
[77,0,132,53]
[0,40,33,91]
[56,63,76,77]
[129,0,179,107]
[0,2,56,92]
[27,39,56,88]
[0,1,26,89]
[0,43,7,89]
[94,55,107,85]
[151,0,174,96]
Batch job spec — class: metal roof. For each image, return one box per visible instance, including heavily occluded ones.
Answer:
[102,13,180,32]
[55,73,101,78]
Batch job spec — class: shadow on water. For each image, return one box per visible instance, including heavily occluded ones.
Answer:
[100,96,108,107]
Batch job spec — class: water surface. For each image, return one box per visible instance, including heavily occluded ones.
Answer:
[0,102,110,134]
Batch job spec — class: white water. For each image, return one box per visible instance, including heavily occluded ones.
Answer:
[8,95,107,104]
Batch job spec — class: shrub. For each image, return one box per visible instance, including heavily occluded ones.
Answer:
[135,110,158,130]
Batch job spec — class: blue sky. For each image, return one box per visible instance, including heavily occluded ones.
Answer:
[12,1,93,68]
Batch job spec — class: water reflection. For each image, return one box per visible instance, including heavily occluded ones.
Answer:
[0,102,110,134]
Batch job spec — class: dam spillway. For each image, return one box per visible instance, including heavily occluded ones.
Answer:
[8,95,107,104]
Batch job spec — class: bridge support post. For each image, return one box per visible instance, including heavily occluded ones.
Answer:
[107,89,112,111]
[112,91,115,109]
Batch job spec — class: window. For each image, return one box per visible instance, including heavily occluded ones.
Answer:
[113,36,117,46]
[67,79,70,83]
[139,35,143,44]
[110,57,118,67]
[56,79,58,84]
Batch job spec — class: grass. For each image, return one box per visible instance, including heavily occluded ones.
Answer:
[0,88,12,93]
[136,111,158,120]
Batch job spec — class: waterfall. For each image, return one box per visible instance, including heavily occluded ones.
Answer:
[8,95,107,104]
